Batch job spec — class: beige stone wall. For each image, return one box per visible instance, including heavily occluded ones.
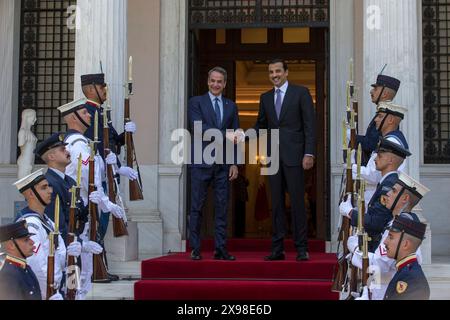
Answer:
[128,0,160,165]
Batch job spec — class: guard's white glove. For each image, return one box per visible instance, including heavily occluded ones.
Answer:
[89,190,110,212]
[347,235,359,254]
[355,286,370,300]
[66,241,82,258]
[49,293,64,300]
[339,197,353,218]
[125,122,137,134]
[117,166,138,181]
[82,241,103,254]
[105,152,117,165]
[110,204,125,220]
[351,249,363,269]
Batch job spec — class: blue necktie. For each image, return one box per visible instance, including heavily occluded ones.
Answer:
[275,89,282,119]
[214,97,222,127]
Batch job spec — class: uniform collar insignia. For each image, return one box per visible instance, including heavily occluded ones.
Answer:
[86,99,101,108]
[396,281,408,294]
[396,254,417,271]
[5,255,27,269]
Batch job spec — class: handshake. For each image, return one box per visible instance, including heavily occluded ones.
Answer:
[225,129,246,145]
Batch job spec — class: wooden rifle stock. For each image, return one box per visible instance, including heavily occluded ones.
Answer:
[124,98,144,201]
[66,187,79,300]
[46,240,56,300]
[104,111,128,237]
[88,148,109,282]
[332,149,353,293]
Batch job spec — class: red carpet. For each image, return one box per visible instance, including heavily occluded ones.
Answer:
[135,239,338,300]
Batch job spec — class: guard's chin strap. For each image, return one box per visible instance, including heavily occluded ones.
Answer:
[394,231,406,261]
[375,86,386,105]
[74,110,90,129]
[12,239,27,260]
[92,84,105,105]
[377,113,389,134]
[389,186,406,211]
[30,186,47,207]
[375,86,390,133]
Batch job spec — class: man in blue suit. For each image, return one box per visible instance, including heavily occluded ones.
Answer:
[188,67,240,261]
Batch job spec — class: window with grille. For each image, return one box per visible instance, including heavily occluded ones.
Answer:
[423,1,450,163]
[188,0,329,30]
[18,0,76,162]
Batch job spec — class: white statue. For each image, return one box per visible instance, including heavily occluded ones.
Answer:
[17,109,38,180]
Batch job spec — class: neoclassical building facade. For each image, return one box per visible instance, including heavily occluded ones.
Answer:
[1,0,449,264]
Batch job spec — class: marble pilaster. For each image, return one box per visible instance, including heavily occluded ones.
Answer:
[0,0,20,164]
[329,0,355,247]
[158,0,188,253]
[73,0,127,131]
[361,0,430,263]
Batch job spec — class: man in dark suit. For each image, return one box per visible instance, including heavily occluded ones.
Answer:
[254,59,316,261]
[188,66,240,261]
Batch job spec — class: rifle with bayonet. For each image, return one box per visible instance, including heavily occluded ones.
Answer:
[104,87,128,237]
[66,185,80,300]
[125,56,144,201]
[331,117,353,293]
[89,111,109,282]
[332,59,360,294]
[345,144,364,299]
[357,173,372,299]
[47,195,60,299]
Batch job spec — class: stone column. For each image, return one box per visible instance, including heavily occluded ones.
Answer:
[158,0,188,253]
[0,0,20,164]
[74,0,127,131]
[329,0,355,251]
[360,0,430,263]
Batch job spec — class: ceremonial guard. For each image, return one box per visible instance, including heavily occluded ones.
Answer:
[351,102,408,205]
[355,74,401,165]
[340,134,411,252]
[80,73,137,280]
[383,215,430,300]
[58,98,124,295]
[348,172,429,300]
[13,170,71,300]
[36,133,80,245]
[0,221,42,300]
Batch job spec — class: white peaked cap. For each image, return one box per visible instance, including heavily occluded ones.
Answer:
[57,97,87,116]
[13,169,46,193]
[398,172,430,199]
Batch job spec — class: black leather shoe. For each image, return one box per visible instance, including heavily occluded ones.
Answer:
[296,251,310,261]
[191,249,202,261]
[264,252,285,261]
[108,273,120,281]
[214,248,236,261]
[92,277,111,284]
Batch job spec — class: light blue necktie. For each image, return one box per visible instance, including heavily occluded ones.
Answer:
[214,97,222,127]
[275,89,282,120]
